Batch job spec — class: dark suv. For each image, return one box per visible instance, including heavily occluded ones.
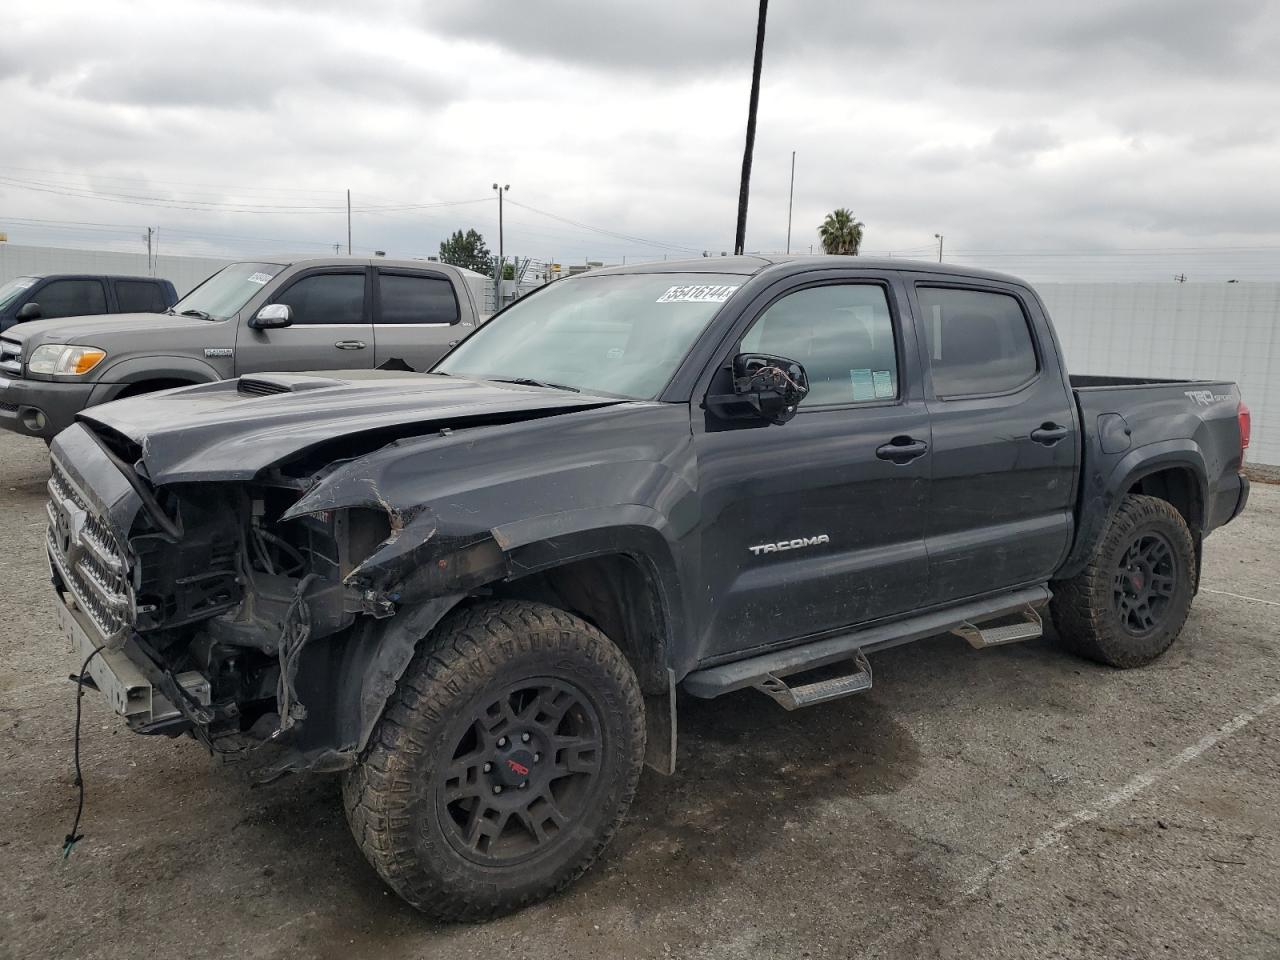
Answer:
[0,274,178,332]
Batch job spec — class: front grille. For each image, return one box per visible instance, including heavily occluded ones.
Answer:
[238,377,291,397]
[0,400,16,413]
[0,337,22,377]
[47,457,133,639]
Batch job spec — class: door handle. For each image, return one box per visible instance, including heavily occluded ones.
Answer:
[875,436,929,464]
[334,340,367,350]
[1030,423,1069,445]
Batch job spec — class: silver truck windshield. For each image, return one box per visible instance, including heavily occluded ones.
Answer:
[436,273,745,399]
[0,277,38,312]
[172,262,285,320]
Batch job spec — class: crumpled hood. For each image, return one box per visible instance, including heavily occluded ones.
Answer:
[78,372,623,485]
[4,311,213,346]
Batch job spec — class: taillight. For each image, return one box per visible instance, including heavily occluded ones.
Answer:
[1238,401,1251,461]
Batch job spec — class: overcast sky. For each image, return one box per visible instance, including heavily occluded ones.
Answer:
[4,0,1280,280]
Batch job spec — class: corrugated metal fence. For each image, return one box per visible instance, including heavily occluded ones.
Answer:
[0,243,230,297]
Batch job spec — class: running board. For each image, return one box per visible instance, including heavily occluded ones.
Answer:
[757,650,873,711]
[950,604,1043,648]
[682,585,1051,700]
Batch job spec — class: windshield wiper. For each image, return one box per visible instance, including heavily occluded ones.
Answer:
[179,308,215,320]
[489,376,581,393]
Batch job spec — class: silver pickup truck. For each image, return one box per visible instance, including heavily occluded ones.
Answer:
[0,256,483,441]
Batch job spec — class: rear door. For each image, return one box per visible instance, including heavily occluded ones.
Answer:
[691,273,932,661]
[906,279,1076,603]
[112,279,169,314]
[372,268,471,370]
[234,267,375,374]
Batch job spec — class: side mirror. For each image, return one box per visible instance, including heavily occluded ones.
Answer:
[250,303,292,330]
[16,302,41,322]
[707,353,810,425]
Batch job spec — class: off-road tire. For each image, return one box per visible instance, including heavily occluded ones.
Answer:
[342,600,645,921]
[1051,494,1197,668]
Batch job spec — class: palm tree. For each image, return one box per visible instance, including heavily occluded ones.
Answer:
[818,209,865,255]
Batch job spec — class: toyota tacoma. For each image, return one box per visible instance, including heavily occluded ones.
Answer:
[45,256,1250,919]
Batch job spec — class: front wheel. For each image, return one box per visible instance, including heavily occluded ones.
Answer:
[342,600,645,920]
[1051,494,1197,668]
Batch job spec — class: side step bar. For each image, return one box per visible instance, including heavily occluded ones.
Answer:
[683,585,1051,700]
[757,649,873,711]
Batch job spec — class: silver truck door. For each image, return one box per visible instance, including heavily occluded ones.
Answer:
[372,268,472,371]
[234,267,375,375]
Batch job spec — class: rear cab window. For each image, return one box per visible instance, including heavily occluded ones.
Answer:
[915,286,1038,398]
[377,272,460,325]
[114,280,168,313]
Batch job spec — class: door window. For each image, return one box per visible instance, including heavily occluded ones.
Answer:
[740,283,898,406]
[34,279,107,319]
[115,280,168,313]
[271,273,366,325]
[917,287,1037,397]
[378,273,459,324]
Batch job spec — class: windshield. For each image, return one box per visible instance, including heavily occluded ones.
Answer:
[436,273,746,399]
[0,277,38,312]
[172,261,285,320]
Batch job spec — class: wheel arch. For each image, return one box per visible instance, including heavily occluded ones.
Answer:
[1059,439,1209,581]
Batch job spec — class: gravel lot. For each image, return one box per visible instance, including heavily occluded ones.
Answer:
[1,433,1277,960]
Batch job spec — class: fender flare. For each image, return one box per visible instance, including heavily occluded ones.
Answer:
[88,355,222,405]
[1059,439,1209,579]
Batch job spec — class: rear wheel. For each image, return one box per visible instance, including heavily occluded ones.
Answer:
[343,600,645,920]
[1051,494,1197,667]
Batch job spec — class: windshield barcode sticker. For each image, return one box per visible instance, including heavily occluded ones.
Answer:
[656,284,740,304]
[246,272,273,285]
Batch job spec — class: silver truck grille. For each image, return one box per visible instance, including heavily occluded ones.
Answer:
[0,337,21,376]
[47,457,133,640]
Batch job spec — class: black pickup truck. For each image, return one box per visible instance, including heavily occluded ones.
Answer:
[46,256,1249,919]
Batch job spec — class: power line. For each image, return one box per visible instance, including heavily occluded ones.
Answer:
[505,199,704,254]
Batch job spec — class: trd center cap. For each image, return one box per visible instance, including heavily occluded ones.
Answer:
[495,749,536,786]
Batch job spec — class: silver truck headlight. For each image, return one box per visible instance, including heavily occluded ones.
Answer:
[27,344,108,376]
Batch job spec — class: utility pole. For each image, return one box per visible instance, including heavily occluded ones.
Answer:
[733,0,769,256]
[346,189,352,255]
[785,150,795,254]
[332,243,340,255]
[934,233,944,262]
[144,227,154,274]
[492,183,509,310]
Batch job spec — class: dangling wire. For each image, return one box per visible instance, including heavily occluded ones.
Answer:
[63,644,105,859]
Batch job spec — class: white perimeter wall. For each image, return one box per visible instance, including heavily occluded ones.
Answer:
[0,243,231,297]
[1,245,1275,464]
[1038,283,1278,466]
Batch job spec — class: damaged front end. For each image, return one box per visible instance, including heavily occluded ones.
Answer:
[48,421,506,771]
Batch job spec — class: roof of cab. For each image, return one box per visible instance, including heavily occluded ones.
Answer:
[588,254,1029,286]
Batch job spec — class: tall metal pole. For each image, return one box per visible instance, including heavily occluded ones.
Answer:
[492,183,509,310]
[785,150,795,254]
[733,0,769,256]
[347,190,352,255]
[935,233,944,262]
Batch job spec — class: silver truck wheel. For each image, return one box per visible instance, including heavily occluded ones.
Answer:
[342,600,645,920]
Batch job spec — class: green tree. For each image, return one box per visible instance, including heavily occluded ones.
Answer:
[818,209,865,255]
[439,229,494,274]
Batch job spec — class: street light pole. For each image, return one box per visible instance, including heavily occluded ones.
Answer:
[733,0,769,256]
[785,150,795,255]
[492,183,509,310]
[934,233,944,262]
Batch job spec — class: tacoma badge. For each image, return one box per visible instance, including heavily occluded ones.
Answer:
[749,534,830,556]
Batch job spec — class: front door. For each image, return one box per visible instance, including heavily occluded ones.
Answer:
[692,275,932,663]
[234,267,376,375]
[906,280,1077,603]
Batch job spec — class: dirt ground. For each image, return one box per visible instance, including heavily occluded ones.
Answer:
[1,433,1277,960]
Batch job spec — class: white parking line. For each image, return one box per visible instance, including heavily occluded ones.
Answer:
[1202,587,1280,607]
[959,688,1280,898]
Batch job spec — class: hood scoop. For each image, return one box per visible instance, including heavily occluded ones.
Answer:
[238,374,345,397]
